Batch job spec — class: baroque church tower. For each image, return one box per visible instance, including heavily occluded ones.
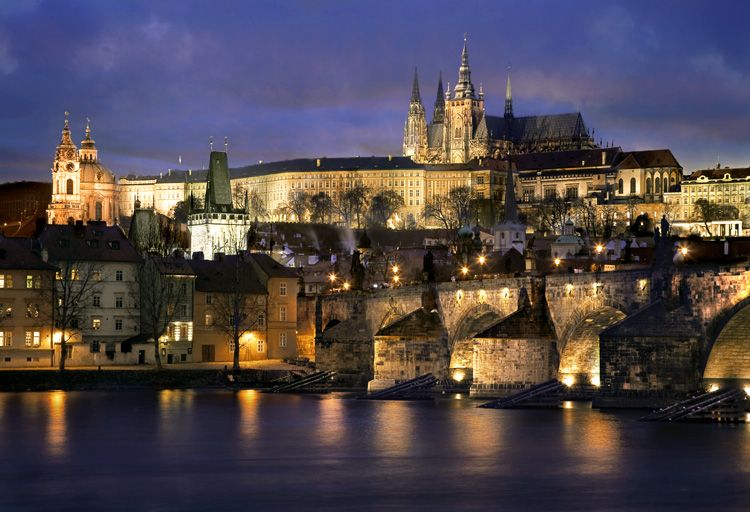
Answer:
[47,113,84,225]
[402,68,427,159]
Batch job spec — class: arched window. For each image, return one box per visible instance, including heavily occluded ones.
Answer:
[655,176,662,194]
[663,177,669,193]
[630,177,637,195]
[95,202,102,221]
[618,179,623,195]
[646,177,652,194]
[66,179,74,195]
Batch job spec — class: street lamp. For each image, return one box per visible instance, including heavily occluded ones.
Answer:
[478,255,486,266]
[595,244,604,255]
[680,246,688,257]
[328,272,337,283]
[392,274,400,285]
[392,264,399,274]
[460,266,469,277]
[343,281,351,291]
[554,258,561,269]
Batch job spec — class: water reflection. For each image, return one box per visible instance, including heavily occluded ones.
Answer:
[373,401,414,458]
[46,390,67,458]
[315,396,346,449]
[158,389,195,440]
[562,402,620,475]
[236,390,260,444]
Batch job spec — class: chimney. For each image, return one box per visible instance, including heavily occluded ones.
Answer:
[214,252,224,261]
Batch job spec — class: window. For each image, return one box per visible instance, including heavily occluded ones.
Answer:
[108,241,120,250]
[646,177,652,194]
[115,296,123,308]
[630,177,637,195]
[26,274,34,289]
[204,314,213,326]
[279,331,287,348]
[618,179,624,195]
[93,271,102,281]
[71,318,79,329]
[258,313,265,328]
[544,188,556,200]
[180,304,188,316]
[279,305,287,322]
[71,269,79,281]
[25,303,39,318]
[115,319,123,331]
[93,295,101,307]
[0,274,12,288]
[91,340,100,353]
[25,331,40,347]
[92,318,101,330]
[565,187,578,200]
[257,339,265,353]
[206,294,213,305]
[66,179,74,195]
[279,282,287,297]
[115,270,123,281]
[0,331,11,347]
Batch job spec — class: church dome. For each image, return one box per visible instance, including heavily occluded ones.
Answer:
[80,160,115,184]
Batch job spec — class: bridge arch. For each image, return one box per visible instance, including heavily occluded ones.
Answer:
[558,306,627,386]
[449,303,507,371]
[704,299,750,383]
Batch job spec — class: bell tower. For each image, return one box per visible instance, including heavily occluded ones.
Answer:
[402,67,427,160]
[445,35,485,163]
[47,112,83,225]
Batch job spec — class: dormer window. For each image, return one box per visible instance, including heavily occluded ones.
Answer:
[107,241,120,250]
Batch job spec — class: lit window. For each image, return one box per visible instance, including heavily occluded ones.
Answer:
[279,331,287,348]
[26,275,34,289]
[0,274,12,288]
[71,269,79,281]
[24,331,40,347]
[0,331,11,347]
[92,318,101,330]
[257,340,265,353]
[279,305,287,322]
[204,314,213,326]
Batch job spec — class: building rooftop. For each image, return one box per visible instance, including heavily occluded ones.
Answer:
[0,236,56,271]
[38,223,141,263]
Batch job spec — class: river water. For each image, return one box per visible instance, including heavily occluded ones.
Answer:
[0,390,747,511]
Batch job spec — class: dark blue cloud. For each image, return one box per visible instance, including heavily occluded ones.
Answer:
[1,0,749,181]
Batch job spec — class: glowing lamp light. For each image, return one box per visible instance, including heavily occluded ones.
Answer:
[680,246,688,256]
[562,375,575,387]
[328,273,337,283]
[461,266,469,276]
[392,275,400,284]
[554,258,561,267]
[52,331,62,344]
[478,255,486,265]
[744,386,750,397]
[708,383,719,393]
[501,287,510,299]
[392,264,400,274]
[595,244,604,254]
[452,369,466,382]
[565,283,574,296]
[590,375,601,387]
[638,279,648,291]
[342,281,350,291]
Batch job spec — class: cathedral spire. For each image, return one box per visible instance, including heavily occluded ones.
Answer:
[454,34,476,99]
[80,117,98,162]
[410,67,422,104]
[59,111,75,147]
[503,162,519,223]
[504,67,514,119]
[432,72,445,123]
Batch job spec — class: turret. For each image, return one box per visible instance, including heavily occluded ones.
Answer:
[453,35,476,99]
[504,68,513,119]
[432,72,445,124]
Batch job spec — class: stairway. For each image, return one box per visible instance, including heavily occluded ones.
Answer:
[478,379,566,409]
[641,387,747,423]
[268,370,336,393]
[363,373,439,400]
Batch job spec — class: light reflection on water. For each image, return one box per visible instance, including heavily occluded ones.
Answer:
[0,390,747,511]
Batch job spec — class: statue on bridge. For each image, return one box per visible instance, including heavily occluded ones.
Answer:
[423,250,435,282]
[661,215,670,239]
[350,250,365,291]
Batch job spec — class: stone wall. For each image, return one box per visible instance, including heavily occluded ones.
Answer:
[296,296,317,361]
[370,333,450,391]
[470,338,557,397]
[316,318,373,378]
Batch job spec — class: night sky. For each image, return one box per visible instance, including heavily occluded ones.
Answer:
[1,0,749,181]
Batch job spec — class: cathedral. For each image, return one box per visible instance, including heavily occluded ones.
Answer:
[47,113,118,226]
[403,37,597,163]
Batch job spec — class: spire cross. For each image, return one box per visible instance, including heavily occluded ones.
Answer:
[224,136,229,152]
[209,136,214,151]
[64,111,69,129]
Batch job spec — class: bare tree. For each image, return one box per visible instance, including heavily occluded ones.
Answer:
[367,190,404,227]
[209,254,267,370]
[309,192,334,224]
[423,186,474,229]
[693,199,739,237]
[534,194,571,234]
[278,190,309,222]
[333,183,369,228]
[136,254,190,369]
[44,261,102,370]
[232,183,268,220]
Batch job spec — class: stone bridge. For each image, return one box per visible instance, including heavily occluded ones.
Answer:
[311,263,750,392]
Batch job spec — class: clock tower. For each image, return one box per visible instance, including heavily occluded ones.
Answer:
[47,112,84,225]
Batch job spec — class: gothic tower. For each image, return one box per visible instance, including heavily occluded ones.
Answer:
[402,68,427,159]
[47,112,83,225]
[504,69,514,119]
[443,36,485,163]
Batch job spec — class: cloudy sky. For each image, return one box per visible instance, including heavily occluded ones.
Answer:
[0,0,749,181]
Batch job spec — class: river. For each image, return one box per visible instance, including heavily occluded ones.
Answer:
[0,390,747,511]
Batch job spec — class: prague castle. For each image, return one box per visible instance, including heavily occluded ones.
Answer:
[403,37,595,164]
